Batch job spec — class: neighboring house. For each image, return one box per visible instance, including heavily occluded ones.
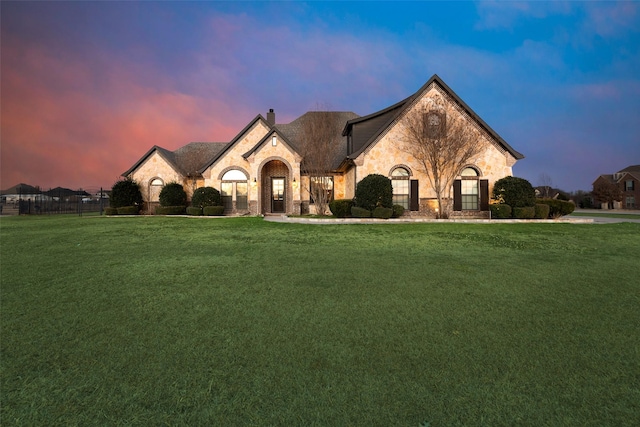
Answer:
[0,183,44,203]
[123,74,524,217]
[593,165,640,209]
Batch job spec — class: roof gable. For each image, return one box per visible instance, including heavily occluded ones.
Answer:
[242,129,300,159]
[344,74,524,161]
[198,114,271,173]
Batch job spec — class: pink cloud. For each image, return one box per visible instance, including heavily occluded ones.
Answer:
[1,38,254,190]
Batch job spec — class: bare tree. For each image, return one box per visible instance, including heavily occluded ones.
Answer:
[400,107,487,218]
[299,106,344,215]
[538,173,553,198]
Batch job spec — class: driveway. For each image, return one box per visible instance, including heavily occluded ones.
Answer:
[569,209,640,224]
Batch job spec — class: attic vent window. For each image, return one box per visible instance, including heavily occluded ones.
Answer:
[272,136,277,146]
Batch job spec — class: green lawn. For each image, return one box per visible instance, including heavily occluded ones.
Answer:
[2,216,639,426]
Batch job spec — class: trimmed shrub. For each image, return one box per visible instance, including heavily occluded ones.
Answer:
[513,206,535,219]
[186,207,203,216]
[392,204,405,218]
[104,207,118,215]
[156,206,186,215]
[492,176,536,209]
[351,206,371,218]
[110,178,143,208]
[372,207,393,219]
[329,199,353,218]
[191,187,222,208]
[117,206,139,215]
[534,203,550,219]
[490,204,512,219]
[538,198,575,218]
[203,205,225,216]
[354,174,393,212]
[159,183,187,207]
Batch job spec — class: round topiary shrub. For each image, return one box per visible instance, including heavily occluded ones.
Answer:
[373,207,393,219]
[392,204,405,218]
[329,199,353,218]
[186,207,203,216]
[159,183,187,207]
[110,178,143,209]
[354,174,393,212]
[191,187,222,208]
[534,203,550,219]
[203,205,225,216]
[490,204,512,219]
[492,176,536,210]
[351,206,371,218]
[513,206,535,219]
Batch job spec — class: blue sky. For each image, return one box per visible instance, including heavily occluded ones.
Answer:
[2,1,639,192]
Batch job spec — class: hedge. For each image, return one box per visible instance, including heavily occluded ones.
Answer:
[392,204,405,218]
[492,176,536,208]
[372,207,393,219]
[186,207,203,216]
[110,178,143,208]
[537,198,575,218]
[203,206,225,216]
[159,183,187,207]
[104,207,118,215]
[351,206,371,218]
[490,204,512,219]
[513,206,535,219]
[534,203,550,219]
[329,199,353,218]
[116,206,139,215]
[354,174,393,211]
[191,187,222,208]
[156,206,186,215]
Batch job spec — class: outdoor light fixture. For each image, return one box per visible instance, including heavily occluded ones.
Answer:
[251,178,257,187]
[292,177,298,189]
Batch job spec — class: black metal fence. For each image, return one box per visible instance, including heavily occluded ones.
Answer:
[1,188,109,216]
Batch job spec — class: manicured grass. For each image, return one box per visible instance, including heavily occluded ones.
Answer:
[2,216,639,426]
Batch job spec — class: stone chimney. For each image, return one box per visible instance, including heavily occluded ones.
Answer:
[267,109,275,126]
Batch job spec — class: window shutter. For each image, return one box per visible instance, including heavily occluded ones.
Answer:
[410,180,419,211]
[453,180,462,211]
[480,180,489,210]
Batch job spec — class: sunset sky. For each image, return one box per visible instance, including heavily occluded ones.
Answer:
[2,1,639,192]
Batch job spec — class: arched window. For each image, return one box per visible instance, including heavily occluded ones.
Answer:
[149,178,164,202]
[391,167,410,209]
[460,167,479,210]
[221,169,248,211]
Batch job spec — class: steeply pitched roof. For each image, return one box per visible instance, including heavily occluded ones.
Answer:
[618,165,640,174]
[197,114,270,173]
[343,74,524,161]
[275,111,360,170]
[123,142,229,178]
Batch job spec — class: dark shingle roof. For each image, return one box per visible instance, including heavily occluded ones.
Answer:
[275,111,360,170]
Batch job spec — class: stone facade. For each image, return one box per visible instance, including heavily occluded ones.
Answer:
[122,75,523,217]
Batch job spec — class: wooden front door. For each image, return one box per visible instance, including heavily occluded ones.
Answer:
[271,177,285,213]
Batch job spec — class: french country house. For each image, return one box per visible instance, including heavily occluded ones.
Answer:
[123,74,524,217]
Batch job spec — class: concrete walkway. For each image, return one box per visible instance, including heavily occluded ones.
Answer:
[568,209,640,224]
[264,215,594,225]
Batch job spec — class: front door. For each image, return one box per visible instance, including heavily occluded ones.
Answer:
[271,177,285,213]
